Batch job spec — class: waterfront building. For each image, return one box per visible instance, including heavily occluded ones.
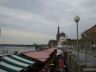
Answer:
[58,32,66,45]
[81,24,96,44]
[56,26,66,47]
[48,26,66,48]
[48,40,58,48]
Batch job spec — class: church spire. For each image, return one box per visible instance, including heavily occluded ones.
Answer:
[57,26,60,35]
[56,26,60,41]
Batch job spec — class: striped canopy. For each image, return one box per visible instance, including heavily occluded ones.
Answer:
[23,48,55,62]
[0,55,35,72]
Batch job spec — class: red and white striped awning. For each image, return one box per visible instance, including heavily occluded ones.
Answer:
[23,48,55,62]
[42,48,55,53]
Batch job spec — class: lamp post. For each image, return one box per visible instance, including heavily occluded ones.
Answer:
[74,16,80,61]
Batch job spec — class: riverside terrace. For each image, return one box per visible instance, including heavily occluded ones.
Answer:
[0,48,57,72]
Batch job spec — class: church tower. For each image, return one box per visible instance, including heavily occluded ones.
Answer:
[56,26,60,41]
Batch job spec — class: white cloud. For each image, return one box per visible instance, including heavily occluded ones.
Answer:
[2,29,54,38]
[0,29,55,44]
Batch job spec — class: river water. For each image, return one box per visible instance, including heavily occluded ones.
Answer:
[0,46,36,56]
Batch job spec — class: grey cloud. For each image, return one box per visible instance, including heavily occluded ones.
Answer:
[0,0,45,15]
[82,0,96,8]
[0,0,96,44]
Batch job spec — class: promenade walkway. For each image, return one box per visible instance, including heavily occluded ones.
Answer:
[64,48,96,63]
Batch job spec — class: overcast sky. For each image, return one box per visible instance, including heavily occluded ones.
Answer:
[0,0,96,44]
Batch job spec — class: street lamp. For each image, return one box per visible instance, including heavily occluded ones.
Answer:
[74,16,80,61]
